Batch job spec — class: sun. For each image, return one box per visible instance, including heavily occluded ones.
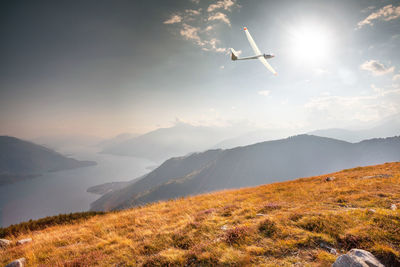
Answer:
[290,25,331,64]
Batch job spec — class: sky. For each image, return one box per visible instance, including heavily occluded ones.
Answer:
[0,0,399,139]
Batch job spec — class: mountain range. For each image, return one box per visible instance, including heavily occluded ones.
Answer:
[99,115,400,161]
[214,114,400,149]
[307,114,400,142]
[100,122,248,162]
[0,136,96,186]
[90,134,400,211]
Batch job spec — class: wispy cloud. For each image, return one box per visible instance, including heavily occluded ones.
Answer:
[207,0,237,12]
[360,60,395,76]
[205,25,214,31]
[361,6,376,13]
[164,0,239,53]
[185,9,201,16]
[201,38,227,53]
[180,24,202,43]
[208,12,231,26]
[163,14,182,24]
[258,90,270,97]
[357,4,400,28]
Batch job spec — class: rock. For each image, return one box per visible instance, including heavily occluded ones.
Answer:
[362,174,392,179]
[220,225,228,231]
[5,258,26,267]
[325,176,335,182]
[16,238,32,245]
[320,242,337,255]
[0,238,11,248]
[362,175,375,179]
[390,204,397,211]
[332,249,384,267]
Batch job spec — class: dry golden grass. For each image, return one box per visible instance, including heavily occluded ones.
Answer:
[1,162,400,266]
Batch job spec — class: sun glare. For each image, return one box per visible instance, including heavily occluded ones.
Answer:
[291,25,331,64]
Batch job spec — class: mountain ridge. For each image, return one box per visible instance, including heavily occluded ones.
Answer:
[90,134,400,211]
[0,136,96,185]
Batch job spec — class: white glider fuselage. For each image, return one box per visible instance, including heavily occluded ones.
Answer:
[231,53,275,61]
[231,27,277,75]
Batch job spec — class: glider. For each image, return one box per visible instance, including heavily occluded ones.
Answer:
[231,27,277,75]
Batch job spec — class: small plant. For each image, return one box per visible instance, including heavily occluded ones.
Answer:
[258,218,277,237]
[172,231,193,250]
[371,244,400,266]
[258,202,282,213]
[220,205,237,217]
[199,208,216,215]
[224,226,249,245]
[142,255,169,267]
[288,213,303,222]
[337,234,372,250]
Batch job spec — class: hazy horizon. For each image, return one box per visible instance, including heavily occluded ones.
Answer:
[1,0,399,140]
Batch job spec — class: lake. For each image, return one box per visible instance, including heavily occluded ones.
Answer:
[0,147,154,227]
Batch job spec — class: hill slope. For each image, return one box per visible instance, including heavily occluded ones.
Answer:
[91,135,400,211]
[0,136,96,185]
[1,162,400,266]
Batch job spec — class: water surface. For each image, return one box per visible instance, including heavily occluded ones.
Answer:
[0,147,153,227]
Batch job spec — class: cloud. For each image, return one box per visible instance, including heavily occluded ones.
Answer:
[208,12,231,26]
[179,24,202,43]
[305,85,400,123]
[357,4,400,28]
[360,60,395,76]
[201,38,227,53]
[258,90,270,97]
[163,14,182,24]
[164,0,240,53]
[179,25,226,53]
[207,0,237,12]
[361,6,375,13]
[393,73,400,81]
[232,49,242,56]
[185,9,201,16]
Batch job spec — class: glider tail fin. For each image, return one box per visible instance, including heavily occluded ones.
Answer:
[230,48,238,61]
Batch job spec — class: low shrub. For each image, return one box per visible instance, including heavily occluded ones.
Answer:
[224,226,249,245]
[258,219,277,238]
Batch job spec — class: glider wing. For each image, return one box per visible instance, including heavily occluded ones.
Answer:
[259,57,277,75]
[244,27,261,55]
[244,27,277,75]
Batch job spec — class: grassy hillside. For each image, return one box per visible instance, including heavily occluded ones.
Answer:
[1,162,400,266]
